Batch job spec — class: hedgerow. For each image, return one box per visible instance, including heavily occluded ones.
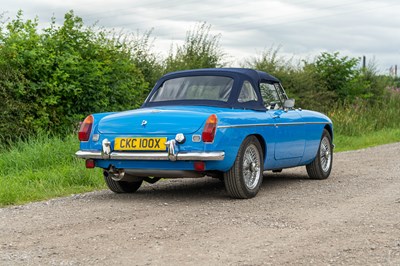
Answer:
[0,11,148,143]
[0,11,398,145]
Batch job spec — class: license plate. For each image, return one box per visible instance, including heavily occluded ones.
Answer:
[114,137,167,151]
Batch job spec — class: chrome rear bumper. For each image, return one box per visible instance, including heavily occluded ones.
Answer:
[76,138,224,161]
[75,150,225,161]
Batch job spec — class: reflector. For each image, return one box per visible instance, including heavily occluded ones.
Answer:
[194,161,205,172]
[85,159,95,168]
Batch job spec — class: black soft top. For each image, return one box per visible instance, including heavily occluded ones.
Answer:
[142,68,281,111]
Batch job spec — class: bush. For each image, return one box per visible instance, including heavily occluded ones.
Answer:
[243,47,336,111]
[0,64,32,144]
[244,48,395,113]
[127,29,164,91]
[164,22,225,73]
[0,11,148,143]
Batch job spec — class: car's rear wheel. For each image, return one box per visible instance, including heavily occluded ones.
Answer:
[306,129,333,180]
[104,174,143,193]
[224,136,264,199]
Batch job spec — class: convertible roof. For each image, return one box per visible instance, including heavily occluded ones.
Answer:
[143,68,281,111]
[162,68,280,83]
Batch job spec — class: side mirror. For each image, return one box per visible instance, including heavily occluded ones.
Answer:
[283,99,295,111]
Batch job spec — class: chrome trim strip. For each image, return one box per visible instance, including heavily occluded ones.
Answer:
[218,122,330,129]
[177,152,225,161]
[218,124,274,129]
[75,150,225,161]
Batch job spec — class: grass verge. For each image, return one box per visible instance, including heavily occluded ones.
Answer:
[0,134,104,207]
[334,128,400,152]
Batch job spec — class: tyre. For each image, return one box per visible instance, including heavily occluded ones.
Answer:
[224,136,264,199]
[306,129,333,180]
[104,174,143,193]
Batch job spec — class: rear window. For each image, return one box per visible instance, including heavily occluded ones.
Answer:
[150,76,233,102]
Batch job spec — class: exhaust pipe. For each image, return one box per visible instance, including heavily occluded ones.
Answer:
[104,167,125,181]
[104,167,143,182]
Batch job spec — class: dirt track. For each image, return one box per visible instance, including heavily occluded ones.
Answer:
[1,143,400,265]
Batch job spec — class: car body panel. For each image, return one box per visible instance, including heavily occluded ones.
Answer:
[97,107,210,135]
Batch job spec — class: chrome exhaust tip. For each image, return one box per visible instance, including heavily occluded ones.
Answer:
[104,168,125,181]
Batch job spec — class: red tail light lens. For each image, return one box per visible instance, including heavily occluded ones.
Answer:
[78,115,94,141]
[194,161,205,171]
[202,114,218,143]
[85,159,95,168]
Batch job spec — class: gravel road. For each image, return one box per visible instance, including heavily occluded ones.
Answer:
[1,143,400,265]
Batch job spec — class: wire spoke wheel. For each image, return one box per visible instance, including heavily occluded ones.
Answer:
[242,144,261,190]
[306,129,333,180]
[224,136,264,199]
[320,136,332,173]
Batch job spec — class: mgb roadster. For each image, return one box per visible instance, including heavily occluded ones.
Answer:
[76,68,333,199]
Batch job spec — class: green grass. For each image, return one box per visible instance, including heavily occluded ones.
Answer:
[0,134,104,207]
[334,128,400,152]
[328,94,400,151]
[329,94,400,137]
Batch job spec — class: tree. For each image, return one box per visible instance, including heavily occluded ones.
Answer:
[244,47,335,111]
[122,29,164,90]
[164,22,225,73]
[314,52,368,102]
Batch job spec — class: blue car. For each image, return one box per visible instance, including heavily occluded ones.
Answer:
[76,68,333,199]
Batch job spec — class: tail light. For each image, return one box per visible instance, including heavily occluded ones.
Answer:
[202,114,217,143]
[78,115,94,141]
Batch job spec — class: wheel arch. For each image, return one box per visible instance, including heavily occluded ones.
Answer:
[324,124,333,141]
[252,134,267,161]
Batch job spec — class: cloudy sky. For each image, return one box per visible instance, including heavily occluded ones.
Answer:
[2,0,399,73]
